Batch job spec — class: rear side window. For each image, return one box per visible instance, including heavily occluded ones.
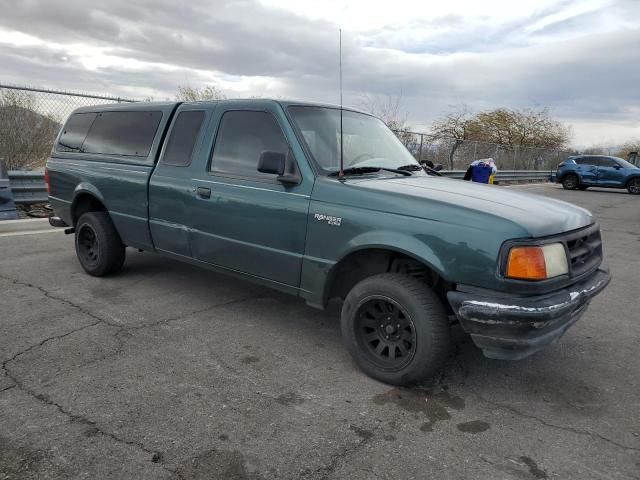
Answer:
[574,157,592,165]
[57,113,97,152]
[161,111,205,167]
[82,111,162,157]
[210,111,289,180]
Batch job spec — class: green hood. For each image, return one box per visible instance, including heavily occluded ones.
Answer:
[318,175,593,238]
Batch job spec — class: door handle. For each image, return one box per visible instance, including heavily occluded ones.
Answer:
[196,187,211,199]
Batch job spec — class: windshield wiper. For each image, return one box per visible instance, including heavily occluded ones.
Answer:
[329,166,412,177]
[397,164,423,172]
[398,163,442,176]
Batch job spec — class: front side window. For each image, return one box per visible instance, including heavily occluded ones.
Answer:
[598,157,619,168]
[57,113,97,152]
[161,111,205,166]
[210,111,289,179]
[611,157,638,169]
[82,111,162,157]
[288,106,421,174]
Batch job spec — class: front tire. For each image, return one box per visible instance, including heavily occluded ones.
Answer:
[341,273,450,386]
[562,174,579,190]
[627,178,640,195]
[75,212,126,276]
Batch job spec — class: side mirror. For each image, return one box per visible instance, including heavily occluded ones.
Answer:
[614,164,622,169]
[258,151,285,175]
[257,150,301,185]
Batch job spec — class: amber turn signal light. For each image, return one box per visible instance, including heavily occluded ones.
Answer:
[506,246,547,280]
[505,243,569,280]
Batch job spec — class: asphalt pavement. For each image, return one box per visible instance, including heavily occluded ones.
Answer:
[1,183,639,479]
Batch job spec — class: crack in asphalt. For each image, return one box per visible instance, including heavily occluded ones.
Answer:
[449,333,640,455]
[300,424,383,480]
[471,390,640,453]
[1,356,185,479]
[77,294,263,371]
[0,273,262,479]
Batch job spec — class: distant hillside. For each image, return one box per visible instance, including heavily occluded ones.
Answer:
[0,104,61,170]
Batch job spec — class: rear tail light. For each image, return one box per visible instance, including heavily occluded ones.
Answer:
[44,167,50,195]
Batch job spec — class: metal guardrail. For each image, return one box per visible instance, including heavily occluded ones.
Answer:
[439,170,553,181]
[8,170,48,204]
[6,169,553,205]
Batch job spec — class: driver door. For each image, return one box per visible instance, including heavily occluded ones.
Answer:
[188,103,313,288]
[596,157,625,186]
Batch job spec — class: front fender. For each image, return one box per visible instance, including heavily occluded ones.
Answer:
[341,230,447,276]
[299,225,501,310]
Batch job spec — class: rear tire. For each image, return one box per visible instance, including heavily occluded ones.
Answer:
[341,273,450,386]
[627,178,640,195]
[562,174,579,190]
[75,212,126,276]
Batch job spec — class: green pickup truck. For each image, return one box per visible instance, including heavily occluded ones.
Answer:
[47,99,610,385]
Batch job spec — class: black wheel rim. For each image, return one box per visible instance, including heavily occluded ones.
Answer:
[630,180,640,194]
[78,224,99,266]
[354,296,417,370]
[564,176,577,189]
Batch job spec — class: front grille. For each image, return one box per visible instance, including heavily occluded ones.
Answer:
[564,223,603,278]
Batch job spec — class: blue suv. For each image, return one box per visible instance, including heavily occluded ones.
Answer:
[556,155,640,194]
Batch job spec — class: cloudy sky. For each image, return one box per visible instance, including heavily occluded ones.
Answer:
[1,0,638,146]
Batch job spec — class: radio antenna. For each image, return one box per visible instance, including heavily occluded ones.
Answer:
[339,28,344,177]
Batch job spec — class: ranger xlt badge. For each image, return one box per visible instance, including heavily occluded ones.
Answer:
[314,213,342,227]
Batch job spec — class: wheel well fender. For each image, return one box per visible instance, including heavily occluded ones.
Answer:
[625,175,640,186]
[323,234,453,307]
[561,171,580,181]
[70,184,108,226]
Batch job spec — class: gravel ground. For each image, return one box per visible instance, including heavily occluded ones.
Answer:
[1,183,639,480]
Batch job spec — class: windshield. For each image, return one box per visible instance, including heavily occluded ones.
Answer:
[288,106,422,174]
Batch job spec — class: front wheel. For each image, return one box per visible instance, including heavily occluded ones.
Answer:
[341,273,450,386]
[627,178,640,195]
[75,212,126,276]
[562,174,579,190]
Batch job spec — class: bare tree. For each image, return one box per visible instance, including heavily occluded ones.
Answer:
[472,108,571,150]
[614,139,640,159]
[427,105,476,170]
[358,93,416,148]
[428,106,572,169]
[176,84,226,102]
[0,90,61,170]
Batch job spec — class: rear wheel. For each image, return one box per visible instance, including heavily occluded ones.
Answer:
[75,212,126,276]
[562,174,579,190]
[341,273,450,386]
[627,178,640,195]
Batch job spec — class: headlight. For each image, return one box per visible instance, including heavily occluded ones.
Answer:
[505,243,568,280]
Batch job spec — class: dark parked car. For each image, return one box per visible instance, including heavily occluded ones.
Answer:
[46,100,610,385]
[556,155,640,194]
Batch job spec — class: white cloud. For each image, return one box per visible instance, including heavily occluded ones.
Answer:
[0,0,638,146]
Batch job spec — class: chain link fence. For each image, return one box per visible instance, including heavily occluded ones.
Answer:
[1,83,575,172]
[394,130,575,171]
[0,84,137,171]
